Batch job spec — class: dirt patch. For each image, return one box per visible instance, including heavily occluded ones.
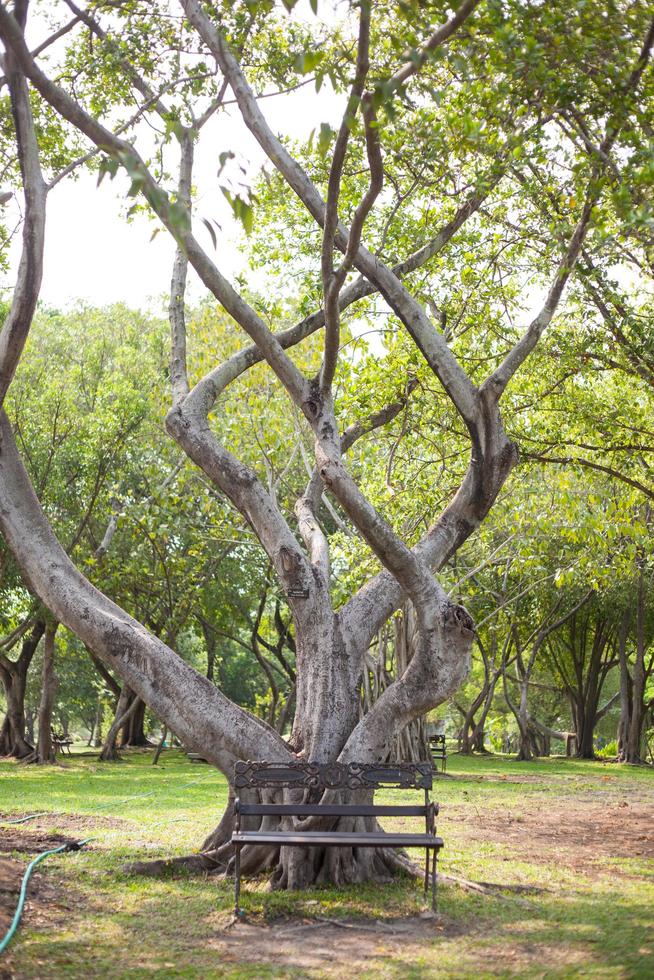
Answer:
[203,910,468,977]
[0,827,95,978]
[0,830,84,855]
[0,853,63,952]
[446,797,654,874]
[0,856,24,934]
[0,812,127,831]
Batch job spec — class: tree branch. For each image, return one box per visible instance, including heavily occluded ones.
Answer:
[180,0,479,426]
[0,6,46,408]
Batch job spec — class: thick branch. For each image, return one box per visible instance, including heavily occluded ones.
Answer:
[0,411,289,774]
[169,131,193,406]
[0,10,46,407]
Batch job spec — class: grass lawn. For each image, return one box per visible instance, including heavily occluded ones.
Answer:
[1,749,653,978]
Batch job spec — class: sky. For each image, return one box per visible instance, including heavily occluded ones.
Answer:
[2,1,344,314]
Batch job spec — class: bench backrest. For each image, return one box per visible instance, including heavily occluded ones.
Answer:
[234,760,432,792]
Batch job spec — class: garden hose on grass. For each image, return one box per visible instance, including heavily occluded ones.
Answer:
[1,770,217,953]
[0,838,93,955]
[5,813,48,825]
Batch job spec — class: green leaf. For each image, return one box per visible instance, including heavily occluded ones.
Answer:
[318,122,333,158]
[293,49,324,75]
[221,188,255,235]
[97,156,119,187]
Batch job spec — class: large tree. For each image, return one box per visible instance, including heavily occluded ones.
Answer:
[0,1,652,887]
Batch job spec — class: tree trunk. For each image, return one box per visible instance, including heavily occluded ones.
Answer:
[626,567,647,763]
[152,726,168,765]
[617,610,631,761]
[93,698,104,747]
[181,599,469,887]
[515,680,535,761]
[458,702,478,755]
[27,623,57,765]
[120,693,149,746]
[571,700,596,759]
[472,677,498,754]
[25,706,35,745]
[0,620,44,758]
[0,666,32,758]
[100,686,138,761]
[0,403,473,888]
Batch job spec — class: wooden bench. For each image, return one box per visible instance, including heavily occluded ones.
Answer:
[429,734,447,773]
[51,729,73,755]
[231,760,443,916]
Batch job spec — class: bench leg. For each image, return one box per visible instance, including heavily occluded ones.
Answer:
[234,845,241,917]
[431,849,438,912]
[424,848,429,895]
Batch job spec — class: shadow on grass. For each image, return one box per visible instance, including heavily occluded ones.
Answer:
[6,862,653,979]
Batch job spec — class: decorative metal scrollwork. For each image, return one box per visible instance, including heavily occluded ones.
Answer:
[234,760,432,790]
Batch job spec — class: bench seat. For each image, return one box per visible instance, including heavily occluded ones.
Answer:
[233,831,444,848]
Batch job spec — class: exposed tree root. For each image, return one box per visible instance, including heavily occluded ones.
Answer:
[125,842,538,911]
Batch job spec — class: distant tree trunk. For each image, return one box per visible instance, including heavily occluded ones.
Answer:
[200,618,217,682]
[531,717,574,756]
[515,678,535,761]
[626,567,647,763]
[25,706,35,745]
[27,622,58,764]
[548,606,618,760]
[361,607,431,764]
[120,694,149,746]
[457,635,496,755]
[93,698,104,747]
[458,694,483,755]
[0,620,44,758]
[152,726,168,765]
[472,667,502,754]
[100,685,140,761]
[275,684,296,736]
[617,611,632,761]
[570,699,594,759]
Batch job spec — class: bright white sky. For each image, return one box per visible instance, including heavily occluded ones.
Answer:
[3,1,344,314]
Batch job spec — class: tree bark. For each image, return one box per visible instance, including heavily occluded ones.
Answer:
[100,685,140,761]
[546,602,615,760]
[626,566,647,763]
[0,620,44,758]
[152,726,168,766]
[27,622,57,765]
[119,693,149,747]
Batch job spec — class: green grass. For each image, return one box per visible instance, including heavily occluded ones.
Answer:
[1,750,653,978]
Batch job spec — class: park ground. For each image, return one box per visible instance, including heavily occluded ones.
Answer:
[0,751,653,979]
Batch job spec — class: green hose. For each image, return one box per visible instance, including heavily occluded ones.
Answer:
[5,813,48,825]
[0,838,93,955]
[1,771,216,953]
